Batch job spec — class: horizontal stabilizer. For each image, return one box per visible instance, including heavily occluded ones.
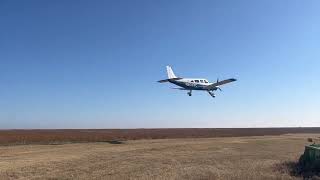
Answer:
[157,77,182,83]
[171,87,188,90]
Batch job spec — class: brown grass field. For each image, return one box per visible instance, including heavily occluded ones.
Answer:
[0,128,320,145]
[0,129,320,179]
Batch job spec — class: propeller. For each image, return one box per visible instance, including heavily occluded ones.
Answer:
[216,78,222,91]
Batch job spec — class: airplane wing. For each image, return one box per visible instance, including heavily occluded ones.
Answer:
[206,78,237,89]
[158,78,183,83]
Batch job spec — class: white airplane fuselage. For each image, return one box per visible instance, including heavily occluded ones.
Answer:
[169,78,218,91]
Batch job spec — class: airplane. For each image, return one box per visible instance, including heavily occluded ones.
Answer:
[158,66,237,98]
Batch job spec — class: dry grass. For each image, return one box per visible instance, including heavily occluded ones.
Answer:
[0,133,318,180]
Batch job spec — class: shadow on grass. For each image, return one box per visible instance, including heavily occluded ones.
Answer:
[0,140,125,146]
[104,140,124,144]
[49,140,125,145]
[276,160,320,179]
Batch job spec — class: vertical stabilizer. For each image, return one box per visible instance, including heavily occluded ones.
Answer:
[166,66,177,79]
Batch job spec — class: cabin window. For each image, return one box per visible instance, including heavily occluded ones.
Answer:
[200,80,204,83]
[191,80,194,82]
[204,80,208,83]
[195,80,199,83]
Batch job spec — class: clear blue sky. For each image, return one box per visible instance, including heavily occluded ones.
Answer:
[1,0,319,128]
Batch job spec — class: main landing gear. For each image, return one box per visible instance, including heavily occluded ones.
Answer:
[187,90,192,96]
[207,91,215,98]
[187,90,215,98]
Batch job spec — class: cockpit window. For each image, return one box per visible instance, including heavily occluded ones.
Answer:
[191,80,194,82]
[195,80,199,83]
[204,80,208,83]
[200,80,204,83]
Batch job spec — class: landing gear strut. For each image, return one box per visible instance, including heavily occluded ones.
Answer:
[207,91,215,98]
[187,90,192,96]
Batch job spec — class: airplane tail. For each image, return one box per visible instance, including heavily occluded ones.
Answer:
[166,66,177,79]
[158,66,181,83]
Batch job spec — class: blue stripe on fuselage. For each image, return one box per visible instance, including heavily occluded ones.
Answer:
[169,80,208,90]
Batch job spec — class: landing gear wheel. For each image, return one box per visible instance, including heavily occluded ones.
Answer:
[187,90,192,96]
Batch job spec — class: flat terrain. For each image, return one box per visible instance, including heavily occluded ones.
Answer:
[1,133,318,180]
[1,128,320,145]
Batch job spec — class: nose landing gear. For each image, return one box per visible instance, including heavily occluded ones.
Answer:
[187,90,192,96]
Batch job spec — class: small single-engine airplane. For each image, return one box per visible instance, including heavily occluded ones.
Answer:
[158,66,237,98]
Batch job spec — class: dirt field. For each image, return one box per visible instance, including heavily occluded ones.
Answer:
[0,133,318,180]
